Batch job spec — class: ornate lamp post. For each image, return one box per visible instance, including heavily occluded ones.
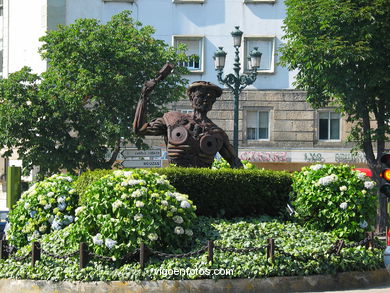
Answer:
[214,26,262,154]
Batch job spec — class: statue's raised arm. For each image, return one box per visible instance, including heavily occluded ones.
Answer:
[133,63,174,135]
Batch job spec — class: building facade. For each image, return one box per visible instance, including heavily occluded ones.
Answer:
[0,0,369,173]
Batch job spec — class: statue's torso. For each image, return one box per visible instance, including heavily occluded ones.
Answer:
[163,112,224,168]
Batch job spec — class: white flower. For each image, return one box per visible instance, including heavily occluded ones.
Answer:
[39,225,47,233]
[26,100,32,106]
[156,179,169,185]
[69,189,76,194]
[127,180,145,186]
[359,220,368,229]
[318,174,338,186]
[170,206,178,213]
[112,200,123,209]
[105,238,117,249]
[131,188,146,198]
[51,219,62,231]
[44,204,52,210]
[120,181,128,187]
[173,216,184,224]
[29,211,37,218]
[92,233,104,246]
[339,186,348,192]
[174,226,185,235]
[58,202,67,211]
[185,229,193,236]
[75,206,86,215]
[123,171,133,177]
[63,215,74,224]
[148,233,159,241]
[161,200,169,206]
[47,192,55,197]
[362,190,367,194]
[357,172,366,180]
[134,213,143,221]
[57,196,66,203]
[310,164,324,171]
[180,201,191,209]
[24,202,30,209]
[121,193,128,200]
[364,181,375,190]
[339,202,348,210]
[135,201,145,208]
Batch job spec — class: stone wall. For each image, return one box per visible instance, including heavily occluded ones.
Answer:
[142,89,355,151]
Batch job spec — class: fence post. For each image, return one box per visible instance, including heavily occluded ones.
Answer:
[207,240,214,264]
[32,241,41,267]
[140,242,146,270]
[336,240,344,255]
[0,240,8,260]
[365,232,374,249]
[79,242,89,269]
[267,238,275,261]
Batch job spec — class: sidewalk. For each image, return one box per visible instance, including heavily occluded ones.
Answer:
[314,284,390,293]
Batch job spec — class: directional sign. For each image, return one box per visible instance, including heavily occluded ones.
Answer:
[121,149,162,158]
[120,160,162,168]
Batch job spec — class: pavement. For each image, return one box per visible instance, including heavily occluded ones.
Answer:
[314,284,390,293]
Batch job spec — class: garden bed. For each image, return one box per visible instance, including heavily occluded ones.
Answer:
[0,217,384,281]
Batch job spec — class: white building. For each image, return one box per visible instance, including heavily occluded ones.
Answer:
[0,0,367,181]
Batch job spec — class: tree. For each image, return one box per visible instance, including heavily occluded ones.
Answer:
[280,0,390,231]
[0,11,188,177]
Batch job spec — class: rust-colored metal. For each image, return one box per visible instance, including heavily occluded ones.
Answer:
[133,65,243,169]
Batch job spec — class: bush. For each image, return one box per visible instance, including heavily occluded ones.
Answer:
[75,169,197,258]
[212,158,256,169]
[6,174,78,248]
[290,164,377,240]
[76,168,292,218]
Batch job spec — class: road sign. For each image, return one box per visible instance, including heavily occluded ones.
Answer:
[121,149,162,158]
[120,160,162,168]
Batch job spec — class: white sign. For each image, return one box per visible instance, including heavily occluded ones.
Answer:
[121,160,162,168]
[121,149,162,158]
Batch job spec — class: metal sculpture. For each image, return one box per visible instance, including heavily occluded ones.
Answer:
[133,64,242,168]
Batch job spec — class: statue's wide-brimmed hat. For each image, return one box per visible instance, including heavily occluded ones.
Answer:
[187,81,223,98]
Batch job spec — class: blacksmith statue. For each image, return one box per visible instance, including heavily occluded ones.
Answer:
[133,64,243,168]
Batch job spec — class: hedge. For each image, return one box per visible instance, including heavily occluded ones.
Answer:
[75,168,292,218]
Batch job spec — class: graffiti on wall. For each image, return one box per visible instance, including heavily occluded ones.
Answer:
[335,153,366,164]
[304,153,325,163]
[239,151,289,162]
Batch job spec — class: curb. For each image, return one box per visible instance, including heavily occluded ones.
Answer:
[0,269,389,293]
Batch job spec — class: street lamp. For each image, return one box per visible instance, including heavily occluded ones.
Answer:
[213,26,262,154]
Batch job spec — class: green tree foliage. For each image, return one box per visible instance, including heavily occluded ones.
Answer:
[0,11,188,177]
[280,0,390,230]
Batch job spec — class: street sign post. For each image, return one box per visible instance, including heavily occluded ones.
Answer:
[120,160,162,168]
[121,149,161,158]
[118,148,162,168]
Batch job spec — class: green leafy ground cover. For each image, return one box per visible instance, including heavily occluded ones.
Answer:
[0,217,383,281]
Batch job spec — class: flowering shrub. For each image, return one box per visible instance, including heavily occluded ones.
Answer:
[6,174,77,248]
[290,164,377,240]
[212,158,256,169]
[75,169,197,258]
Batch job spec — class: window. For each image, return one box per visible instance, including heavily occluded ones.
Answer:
[173,0,205,3]
[103,0,134,3]
[173,36,204,73]
[319,111,340,140]
[244,37,275,73]
[247,111,269,140]
[244,0,276,3]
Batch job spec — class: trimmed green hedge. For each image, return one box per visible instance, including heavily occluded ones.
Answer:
[75,168,292,218]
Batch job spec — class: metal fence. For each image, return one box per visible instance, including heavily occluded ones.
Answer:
[0,232,386,270]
